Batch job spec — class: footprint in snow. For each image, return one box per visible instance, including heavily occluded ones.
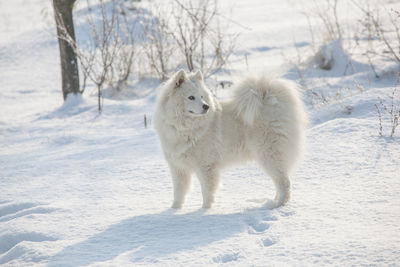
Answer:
[213,252,242,263]
[248,221,270,235]
[263,215,278,221]
[262,237,276,247]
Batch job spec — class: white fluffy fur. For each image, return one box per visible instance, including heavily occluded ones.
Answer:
[153,70,307,209]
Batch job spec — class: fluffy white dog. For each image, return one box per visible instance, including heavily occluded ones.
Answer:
[153,69,306,209]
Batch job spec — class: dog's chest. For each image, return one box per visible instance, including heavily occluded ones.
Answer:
[163,132,210,166]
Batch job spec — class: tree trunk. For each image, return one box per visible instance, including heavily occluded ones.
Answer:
[53,0,80,101]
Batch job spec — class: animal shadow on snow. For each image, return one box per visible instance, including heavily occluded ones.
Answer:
[50,207,280,265]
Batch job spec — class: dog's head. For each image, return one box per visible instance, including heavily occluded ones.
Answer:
[165,69,215,117]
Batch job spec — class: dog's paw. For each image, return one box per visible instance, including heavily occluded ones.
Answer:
[271,192,290,208]
[171,202,183,209]
[201,202,212,209]
[262,199,276,210]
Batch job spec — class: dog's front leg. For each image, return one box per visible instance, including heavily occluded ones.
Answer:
[197,165,220,209]
[169,164,191,209]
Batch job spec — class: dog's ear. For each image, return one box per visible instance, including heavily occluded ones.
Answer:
[193,70,203,81]
[174,69,186,88]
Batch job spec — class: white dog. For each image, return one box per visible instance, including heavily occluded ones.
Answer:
[153,69,306,209]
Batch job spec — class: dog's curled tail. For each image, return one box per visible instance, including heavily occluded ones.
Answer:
[231,75,275,125]
[231,75,305,126]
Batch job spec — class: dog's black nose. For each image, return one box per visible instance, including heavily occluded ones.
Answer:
[203,104,209,110]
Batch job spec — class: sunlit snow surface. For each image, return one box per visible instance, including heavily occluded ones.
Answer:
[1,0,399,266]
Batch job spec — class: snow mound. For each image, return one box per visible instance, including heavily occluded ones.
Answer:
[0,232,57,265]
[39,93,92,120]
[307,40,370,77]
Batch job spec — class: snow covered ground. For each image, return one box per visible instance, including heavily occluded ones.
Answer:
[1,0,400,266]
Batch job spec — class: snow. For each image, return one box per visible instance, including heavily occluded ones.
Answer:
[1,0,400,266]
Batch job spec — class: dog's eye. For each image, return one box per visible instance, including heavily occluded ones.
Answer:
[188,96,195,100]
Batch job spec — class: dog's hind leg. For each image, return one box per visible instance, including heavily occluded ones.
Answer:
[270,169,291,208]
[197,165,220,209]
[169,165,191,209]
[257,156,291,208]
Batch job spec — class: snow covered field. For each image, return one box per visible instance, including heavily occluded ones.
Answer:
[1,0,400,266]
